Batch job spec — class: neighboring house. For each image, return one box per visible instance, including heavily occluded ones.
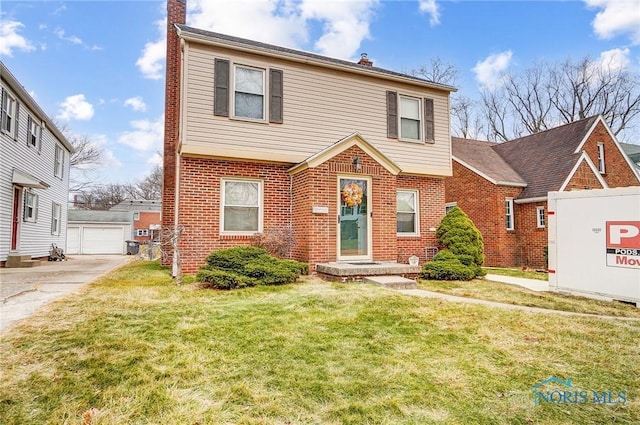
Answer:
[620,142,640,171]
[111,199,161,243]
[0,61,74,267]
[446,115,640,268]
[162,0,456,274]
[66,210,133,255]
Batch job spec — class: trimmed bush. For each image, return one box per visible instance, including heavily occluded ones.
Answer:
[196,269,259,290]
[421,207,485,281]
[196,246,308,290]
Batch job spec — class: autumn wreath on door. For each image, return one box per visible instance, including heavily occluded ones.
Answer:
[341,182,363,207]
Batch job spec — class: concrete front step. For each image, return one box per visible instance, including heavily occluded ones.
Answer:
[364,275,418,290]
[5,255,41,268]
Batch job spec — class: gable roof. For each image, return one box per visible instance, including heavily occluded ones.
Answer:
[620,142,640,169]
[175,24,456,94]
[492,116,601,199]
[288,132,401,176]
[451,138,526,186]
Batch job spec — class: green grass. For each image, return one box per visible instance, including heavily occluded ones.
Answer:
[1,260,639,424]
[418,277,640,318]
[484,267,549,281]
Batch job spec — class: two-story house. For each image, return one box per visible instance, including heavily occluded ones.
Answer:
[111,199,161,243]
[1,61,74,267]
[446,116,640,268]
[162,0,456,274]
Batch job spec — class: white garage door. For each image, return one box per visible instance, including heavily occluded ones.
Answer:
[67,227,80,254]
[83,227,126,254]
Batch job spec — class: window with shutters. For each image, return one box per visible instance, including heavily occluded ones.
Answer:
[387,91,434,143]
[27,116,41,149]
[1,89,17,137]
[54,144,64,178]
[221,179,262,234]
[24,191,38,222]
[214,59,283,123]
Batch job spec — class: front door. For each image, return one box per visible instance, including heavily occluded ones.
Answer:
[338,177,371,260]
[11,187,20,251]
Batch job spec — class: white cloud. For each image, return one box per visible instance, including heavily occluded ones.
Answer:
[57,94,94,121]
[136,0,380,78]
[147,152,163,167]
[124,96,147,112]
[418,0,441,26]
[593,47,631,72]
[0,20,35,57]
[117,116,164,152]
[586,0,640,44]
[473,51,513,90]
[54,28,82,44]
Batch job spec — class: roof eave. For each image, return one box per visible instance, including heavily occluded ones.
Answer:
[176,26,457,93]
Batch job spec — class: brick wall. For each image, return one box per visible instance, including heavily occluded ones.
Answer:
[581,121,640,188]
[134,211,161,243]
[161,0,186,266]
[514,202,547,268]
[564,160,606,191]
[445,161,522,267]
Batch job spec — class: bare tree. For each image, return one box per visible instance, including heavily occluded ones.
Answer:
[159,224,185,284]
[410,57,458,86]
[451,95,484,139]
[480,56,640,141]
[56,123,105,192]
[75,184,129,210]
[136,164,162,200]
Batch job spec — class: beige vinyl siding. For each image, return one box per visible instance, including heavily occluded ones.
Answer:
[182,43,452,177]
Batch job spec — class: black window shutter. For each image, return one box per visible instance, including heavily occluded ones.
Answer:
[13,102,20,141]
[27,116,32,146]
[38,122,42,152]
[214,58,230,116]
[424,98,434,142]
[269,69,283,124]
[386,91,398,138]
[0,88,6,131]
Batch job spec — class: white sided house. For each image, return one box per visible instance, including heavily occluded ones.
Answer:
[1,61,74,267]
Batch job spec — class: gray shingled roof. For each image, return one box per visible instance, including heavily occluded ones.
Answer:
[68,209,133,223]
[492,116,599,199]
[175,24,457,93]
[451,138,526,186]
[620,142,640,169]
[111,199,162,212]
[452,116,601,200]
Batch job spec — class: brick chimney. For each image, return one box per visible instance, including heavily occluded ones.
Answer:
[357,53,373,67]
[161,0,186,266]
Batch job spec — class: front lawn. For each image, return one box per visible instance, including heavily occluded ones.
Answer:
[1,261,638,424]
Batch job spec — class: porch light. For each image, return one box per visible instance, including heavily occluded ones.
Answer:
[352,155,362,172]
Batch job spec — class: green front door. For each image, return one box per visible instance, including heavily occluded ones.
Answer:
[339,177,370,259]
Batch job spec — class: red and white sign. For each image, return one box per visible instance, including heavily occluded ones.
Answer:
[606,221,640,269]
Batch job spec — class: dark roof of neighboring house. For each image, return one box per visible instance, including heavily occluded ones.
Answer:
[175,24,457,93]
[68,209,133,223]
[452,116,601,200]
[492,116,600,199]
[451,138,526,186]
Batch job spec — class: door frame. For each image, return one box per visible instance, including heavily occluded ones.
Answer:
[337,175,372,262]
[10,186,21,251]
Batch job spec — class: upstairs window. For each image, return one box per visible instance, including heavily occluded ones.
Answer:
[54,144,64,178]
[1,88,17,138]
[536,206,545,228]
[597,143,605,174]
[27,116,41,149]
[505,198,514,230]
[213,59,283,123]
[234,65,265,120]
[387,91,434,142]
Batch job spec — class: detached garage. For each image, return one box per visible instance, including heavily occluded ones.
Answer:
[67,210,133,255]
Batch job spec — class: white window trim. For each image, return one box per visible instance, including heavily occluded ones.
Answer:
[536,206,545,229]
[136,229,149,236]
[505,198,514,230]
[28,117,41,149]
[231,63,267,122]
[397,189,420,236]
[220,178,263,235]
[133,212,140,220]
[51,202,61,235]
[445,202,458,214]
[24,191,38,222]
[54,144,64,178]
[2,91,16,137]
[398,94,422,143]
[597,142,606,174]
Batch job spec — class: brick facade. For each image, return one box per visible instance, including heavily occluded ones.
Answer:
[133,211,161,243]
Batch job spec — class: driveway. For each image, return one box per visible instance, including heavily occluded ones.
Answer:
[0,255,131,334]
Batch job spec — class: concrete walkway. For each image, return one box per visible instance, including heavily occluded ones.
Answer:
[485,273,550,292]
[0,255,131,334]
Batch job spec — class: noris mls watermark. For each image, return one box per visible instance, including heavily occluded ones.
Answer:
[532,377,627,406]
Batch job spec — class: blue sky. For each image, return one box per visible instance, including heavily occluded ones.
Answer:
[2,0,639,186]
